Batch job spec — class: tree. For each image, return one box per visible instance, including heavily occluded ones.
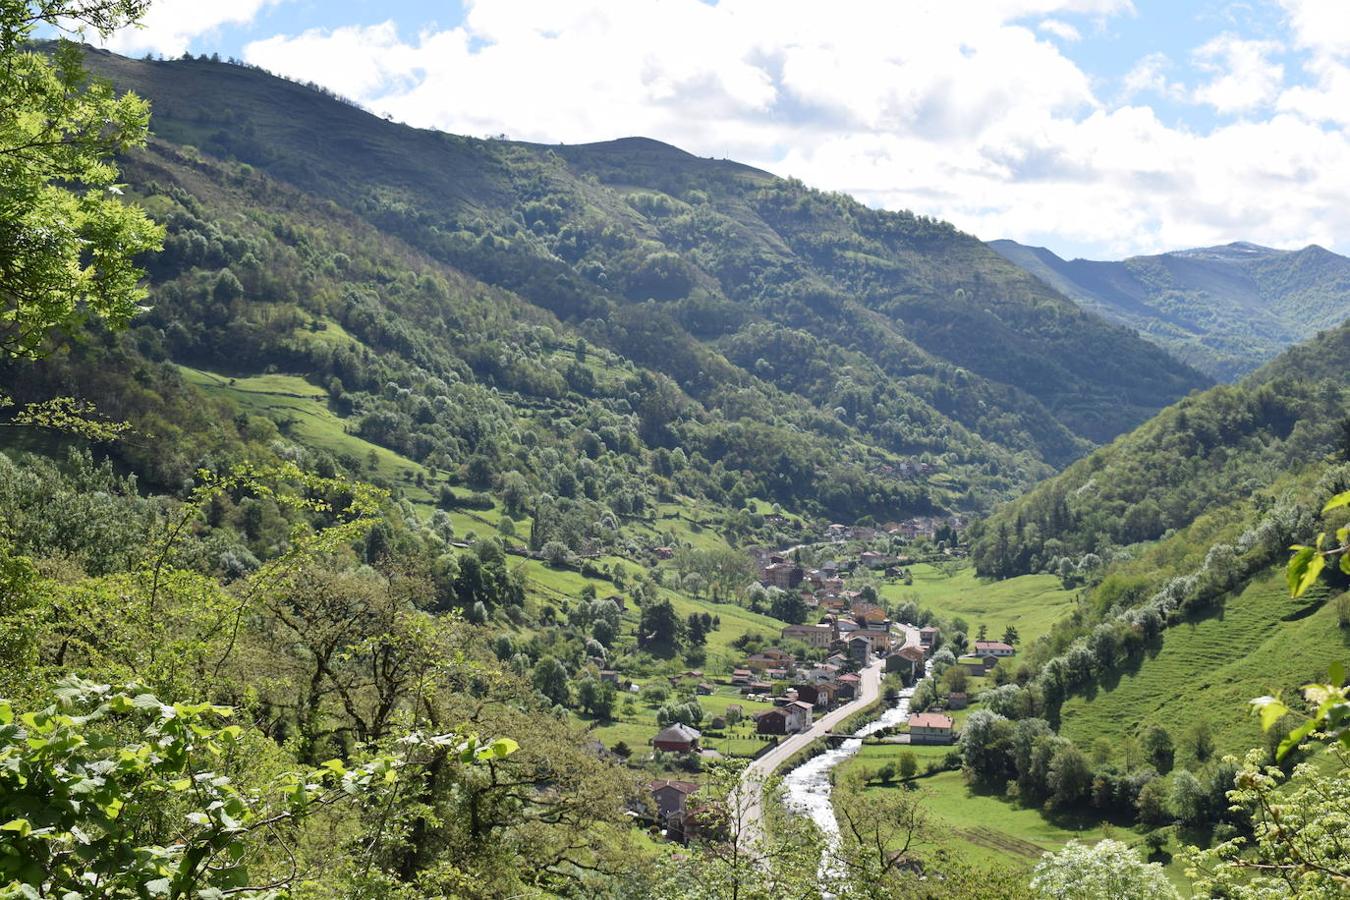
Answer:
[638,597,683,656]
[1169,769,1207,826]
[0,2,165,360]
[576,675,615,720]
[834,776,930,887]
[1184,748,1350,897]
[1002,625,1019,645]
[1135,776,1170,826]
[0,677,513,898]
[941,664,968,694]
[1141,724,1175,774]
[1186,719,1215,764]
[769,589,807,624]
[1030,839,1178,899]
[976,623,988,641]
[542,539,572,567]
[898,750,918,781]
[959,709,1014,785]
[687,611,707,645]
[1046,742,1092,810]
[532,655,570,707]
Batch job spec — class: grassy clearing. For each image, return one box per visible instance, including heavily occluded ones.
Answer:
[179,366,514,539]
[834,749,1176,883]
[878,563,1078,645]
[1059,571,1349,762]
[575,683,774,763]
[180,366,441,496]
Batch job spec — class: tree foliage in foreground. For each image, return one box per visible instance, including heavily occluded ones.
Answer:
[0,1,163,359]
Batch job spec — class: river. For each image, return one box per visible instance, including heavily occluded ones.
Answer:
[780,679,914,838]
[779,664,925,888]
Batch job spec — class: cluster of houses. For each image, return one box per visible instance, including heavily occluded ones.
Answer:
[824,515,965,544]
[780,600,901,656]
[871,459,937,480]
[720,631,874,736]
[640,618,990,842]
[757,553,916,617]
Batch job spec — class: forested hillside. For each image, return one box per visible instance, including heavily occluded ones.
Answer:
[72,50,1205,485]
[971,319,1350,579]
[991,239,1350,381]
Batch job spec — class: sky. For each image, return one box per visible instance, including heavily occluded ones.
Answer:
[85,0,1350,260]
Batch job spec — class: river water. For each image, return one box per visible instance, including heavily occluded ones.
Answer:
[780,657,929,890]
[780,679,915,840]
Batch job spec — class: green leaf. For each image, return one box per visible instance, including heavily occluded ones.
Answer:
[488,737,519,759]
[1323,490,1350,513]
[1277,718,1317,760]
[1253,696,1289,732]
[1331,662,1346,688]
[1287,546,1314,596]
[1297,553,1326,598]
[1286,545,1325,597]
[0,818,32,837]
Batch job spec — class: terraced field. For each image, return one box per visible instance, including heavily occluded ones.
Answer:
[1058,570,1348,761]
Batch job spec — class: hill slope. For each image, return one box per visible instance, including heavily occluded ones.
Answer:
[971,318,1350,578]
[990,238,1350,380]
[78,51,1207,473]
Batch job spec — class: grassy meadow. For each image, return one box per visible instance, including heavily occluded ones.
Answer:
[878,562,1080,645]
[1058,570,1349,762]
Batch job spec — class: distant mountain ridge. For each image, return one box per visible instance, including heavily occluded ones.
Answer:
[989,238,1350,380]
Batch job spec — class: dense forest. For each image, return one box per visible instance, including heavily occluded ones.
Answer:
[970,320,1350,580]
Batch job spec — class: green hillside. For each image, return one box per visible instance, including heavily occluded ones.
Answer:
[1059,571,1347,762]
[971,319,1350,579]
[79,50,1207,471]
[991,239,1350,381]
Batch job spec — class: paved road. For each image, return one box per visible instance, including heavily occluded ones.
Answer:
[736,623,923,849]
[736,658,883,848]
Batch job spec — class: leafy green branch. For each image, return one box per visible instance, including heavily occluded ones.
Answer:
[1285,489,1350,598]
[0,677,518,899]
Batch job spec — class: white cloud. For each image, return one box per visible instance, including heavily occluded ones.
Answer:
[235,0,1350,257]
[100,0,279,57]
[1276,0,1350,57]
[1120,52,1185,101]
[1038,18,1081,41]
[1192,33,1284,114]
[1272,0,1350,127]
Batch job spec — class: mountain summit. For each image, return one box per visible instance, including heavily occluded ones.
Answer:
[74,49,1207,497]
[990,238,1350,380]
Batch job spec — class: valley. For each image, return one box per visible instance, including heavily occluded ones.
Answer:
[1,15,1348,899]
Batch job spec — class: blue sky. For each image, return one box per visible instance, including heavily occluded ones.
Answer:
[94,1,1350,260]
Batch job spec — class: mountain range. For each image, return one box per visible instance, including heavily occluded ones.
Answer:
[990,238,1350,381]
[5,49,1214,524]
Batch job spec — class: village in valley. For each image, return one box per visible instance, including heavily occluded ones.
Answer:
[584,513,1029,844]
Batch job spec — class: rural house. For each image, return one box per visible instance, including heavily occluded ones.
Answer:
[848,634,872,664]
[908,712,954,744]
[781,622,836,648]
[652,722,702,754]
